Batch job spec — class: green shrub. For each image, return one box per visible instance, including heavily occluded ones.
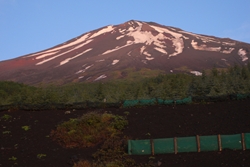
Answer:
[50,111,128,148]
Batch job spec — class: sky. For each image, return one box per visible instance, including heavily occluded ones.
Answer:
[1,0,250,61]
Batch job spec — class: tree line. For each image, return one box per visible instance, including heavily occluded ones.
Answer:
[1,64,250,107]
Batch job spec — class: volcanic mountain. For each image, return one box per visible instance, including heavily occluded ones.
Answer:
[1,20,250,85]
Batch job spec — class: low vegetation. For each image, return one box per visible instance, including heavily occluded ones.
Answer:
[50,111,155,167]
[50,112,128,148]
[1,64,250,110]
[50,112,149,166]
[72,136,155,167]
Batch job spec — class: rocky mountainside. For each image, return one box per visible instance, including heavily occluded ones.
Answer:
[0,20,250,85]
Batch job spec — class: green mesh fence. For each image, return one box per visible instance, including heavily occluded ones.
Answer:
[221,134,242,150]
[154,138,174,154]
[139,98,157,106]
[177,136,197,153]
[200,135,218,151]
[245,133,250,149]
[123,100,139,107]
[123,97,192,108]
[237,94,250,100]
[157,99,174,105]
[128,139,151,155]
[176,96,192,104]
[128,133,249,155]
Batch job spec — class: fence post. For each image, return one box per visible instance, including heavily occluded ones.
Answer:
[150,139,155,155]
[242,133,246,151]
[196,135,200,152]
[174,137,178,154]
[218,134,222,151]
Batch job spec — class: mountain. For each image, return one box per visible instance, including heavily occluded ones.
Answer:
[1,20,250,85]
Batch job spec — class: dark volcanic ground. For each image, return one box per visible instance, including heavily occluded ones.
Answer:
[1,99,250,167]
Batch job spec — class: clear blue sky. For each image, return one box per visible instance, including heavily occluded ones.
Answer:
[1,0,250,61]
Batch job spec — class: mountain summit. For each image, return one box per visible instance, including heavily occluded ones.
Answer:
[1,20,250,84]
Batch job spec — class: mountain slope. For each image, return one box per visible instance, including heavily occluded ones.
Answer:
[1,20,250,85]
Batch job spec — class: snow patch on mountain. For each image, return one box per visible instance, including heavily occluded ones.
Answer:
[112,60,119,65]
[180,31,220,44]
[154,47,168,54]
[101,21,173,56]
[75,64,94,74]
[35,51,59,60]
[94,74,107,81]
[119,29,126,33]
[85,64,94,70]
[149,24,184,57]
[146,57,154,60]
[90,26,114,38]
[191,40,221,52]
[78,76,84,79]
[96,59,105,62]
[58,48,92,66]
[221,48,235,54]
[169,41,183,57]
[30,33,91,58]
[190,71,202,76]
[102,43,132,55]
[140,46,146,54]
[75,70,84,74]
[127,51,132,56]
[222,42,236,46]
[128,27,135,31]
[116,35,125,40]
[127,24,163,45]
[183,36,189,39]
[36,40,93,65]
[238,49,248,61]
[143,51,151,57]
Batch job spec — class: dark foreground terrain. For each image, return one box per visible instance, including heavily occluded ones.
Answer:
[1,99,250,167]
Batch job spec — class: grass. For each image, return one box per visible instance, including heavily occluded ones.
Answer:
[2,131,11,134]
[37,154,46,159]
[21,125,30,131]
[73,135,154,167]
[50,111,128,148]
[8,156,17,161]
[1,114,12,121]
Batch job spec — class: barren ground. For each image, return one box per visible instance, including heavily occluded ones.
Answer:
[1,99,250,167]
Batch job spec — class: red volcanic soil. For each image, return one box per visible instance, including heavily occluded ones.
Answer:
[1,99,250,167]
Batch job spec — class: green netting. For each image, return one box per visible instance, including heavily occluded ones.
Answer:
[123,100,139,107]
[128,140,151,155]
[139,98,157,106]
[154,138,174,154]
[245,133,250,149]
[157,99,174,105]
[128,133,250,155]
[118,95,250,108]
[176,96,192,104]
[200,135,218,151]
[237,94,250,100]
[177,136,197,153]
[221,134,242,150]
